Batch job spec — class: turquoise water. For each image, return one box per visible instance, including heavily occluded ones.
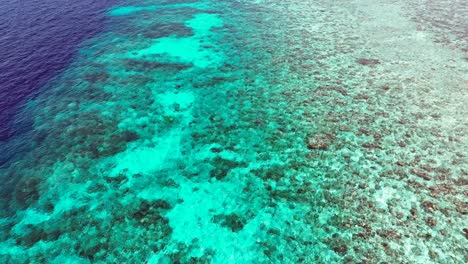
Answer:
[0,0,467,263]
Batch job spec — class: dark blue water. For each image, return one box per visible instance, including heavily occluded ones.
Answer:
[0,0,115,142]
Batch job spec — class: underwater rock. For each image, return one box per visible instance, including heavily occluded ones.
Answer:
[210,147,223,153]
[105,173,127,185]
[377,229,401,240]
[269,190,304,202]
[212,213,246,232]
[429,184,458,197]
[421,201,436,213]
[210,157,245,180]
[14,176,41,207]
[32,129,49,144]
[77,239,108,261]
[358,128,372,136]
[165,241,215,263]
[362,142,382,149]
[91,130,139,158]
[410,208,418,218]
[306,134,330,150]
[93,143,126,158]
[173,103,181,112]
[407,179,424,189]
[381,85,391,91]
[83,72,110,83]
[193,76,238,88]
[17,226,62,247]
[333,245,348,256]
[262,245,278,259]
[425,217,437,227]
[396,161,405,166]
[87,182,107,193]
[354,94,370,100]
[143,22,194,39]
[161,178,180,188]
[251,165,285,181]
[122,59,191,73]
[133,200,172,227]
[411,169,431,181]
[210,167,229,180]
[121,130,139,142]
[330,86,348,96]
[209,115,223,123]
[357,58,380,65]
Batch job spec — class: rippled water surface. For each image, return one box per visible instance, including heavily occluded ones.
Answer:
[0,0,114,142]
[0,0,466,263]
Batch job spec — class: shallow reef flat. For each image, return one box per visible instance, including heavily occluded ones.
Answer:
[0,0,466,263]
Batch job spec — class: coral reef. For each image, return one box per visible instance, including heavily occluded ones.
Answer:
[0,0,466,263]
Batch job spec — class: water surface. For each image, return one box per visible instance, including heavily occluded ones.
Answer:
[0,0,466,263]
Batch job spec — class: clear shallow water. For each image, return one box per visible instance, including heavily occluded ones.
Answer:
[0,0,467,263]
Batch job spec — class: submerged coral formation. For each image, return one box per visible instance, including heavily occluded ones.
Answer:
[0,0,466,263]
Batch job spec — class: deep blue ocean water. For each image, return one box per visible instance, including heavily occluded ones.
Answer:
[0,0,114,142]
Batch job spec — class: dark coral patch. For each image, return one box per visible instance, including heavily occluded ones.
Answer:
[16,225,62,247]
[212,213,246,232]
[83,72,110,83]
[14,176,41,207]
[357,58,380,65]
[209,157,246,180]
[143,22,194,39]
[133,199,173,227]
[306,133,334,150]
[121,59,191,73]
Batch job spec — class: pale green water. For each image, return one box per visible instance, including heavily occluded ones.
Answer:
[0,0,467,263]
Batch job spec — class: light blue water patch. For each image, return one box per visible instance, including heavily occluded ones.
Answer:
[109,6,157,16]
[128,13,224,68]
[136,37,223,68]
[186,13,223,36]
